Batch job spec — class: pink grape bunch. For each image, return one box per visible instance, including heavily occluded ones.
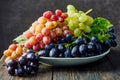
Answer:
[23,9,73,51]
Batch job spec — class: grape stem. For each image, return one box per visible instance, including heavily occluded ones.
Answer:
[85,9,93,15]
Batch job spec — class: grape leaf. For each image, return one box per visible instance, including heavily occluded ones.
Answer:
[88,17,113,43]
[13,34,26,45]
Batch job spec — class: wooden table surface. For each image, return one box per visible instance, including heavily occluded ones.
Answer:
[0,45,120,80]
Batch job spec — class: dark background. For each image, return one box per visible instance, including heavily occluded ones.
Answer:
[0,0,120,57]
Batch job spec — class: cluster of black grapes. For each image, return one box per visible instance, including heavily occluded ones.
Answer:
[103,27,117,51]
[38,27,117,58]
[7,50,39,77]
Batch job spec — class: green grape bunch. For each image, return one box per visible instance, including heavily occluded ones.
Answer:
[66,5,94,38]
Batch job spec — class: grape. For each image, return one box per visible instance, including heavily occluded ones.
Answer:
[67,5,76,11]
[55,9,62,16]
[75,39,84,45]
[82,37,90,44]
[71,45,79,57]
[79,44,87,54]
[29,36,38,45]
[109,39,117,47]
[64,49,71,57]
[45,21,55,29]
[27,53,36,62]
[65,34,73,43]
[33,44,40,51]
[36,33,43,41]
[58,17,64,22]
[109,33,116,39]
[9,43,17,51]
[41,27,50,36]
[7,59,18,68]
[91,36,99,43]
[45,44,53,50]
[85,16,94,26]
[55,28,63,37]
[74,28,81,37]
[79,23,86,30]
[58,44,66,52]
[7,66,15,75]
[79,13,88,23]
[84,25,91,33]
[38,50,48,57]
[18,56,28,66]
[23,66,32,75]
[61,13,68,19]
[108,27,114,33]
[43,36,51,45]
[87,44,95,52]
[51,15,58,21]
[50,30,56,39]
[63,26,69,30]
[15,66,24,77]
[49,48,58,57]
[95,43,102,54]
[60,37,66,43]
[24,41,32,49]
[43,11,53,19]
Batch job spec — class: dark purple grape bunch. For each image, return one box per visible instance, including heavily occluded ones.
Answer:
[103,27,117,50]
[6,49,39,77]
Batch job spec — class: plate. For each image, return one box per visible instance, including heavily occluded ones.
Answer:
[39,49,110,66]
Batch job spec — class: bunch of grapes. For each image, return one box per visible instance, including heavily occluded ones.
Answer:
[66,5,94,37]
[23,9,73,51]
[3,43,25,64]
[6,49,39,76]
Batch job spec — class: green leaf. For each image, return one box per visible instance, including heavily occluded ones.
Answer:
[88,17,113,43]
[13,34,26,45]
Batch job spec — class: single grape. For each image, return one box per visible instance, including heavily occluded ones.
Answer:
[58,44,66,52]
[71,45,79,57]
[49,48,58,57]
[79,23,86,30]
[27,53,36,62]
[18,56,28,66]
[82,37,90,44]
[7,66,15,75]
[109,33,116,39]
[95,43,102,54]
[38,50,48,57]
[7,59,18,68]
[45,44,53,50]
[84,25,91,33]
[87,44,95,52]
[108,27,114,33]
[43,11,53,19]
[43,36,51,45]
[75,38,84,45]
[65,34,73,43]
[51,15,58,21]
[15,66,24,77]
[79,44,87,54]
[79,13,88,23]
[55,9,62,16]
[91,36,99,43]
[64,49,71,57]
[23,66,32,75]
[74,28,81,37]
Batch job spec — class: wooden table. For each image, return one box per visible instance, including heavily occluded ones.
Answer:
[0,46,120,80]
